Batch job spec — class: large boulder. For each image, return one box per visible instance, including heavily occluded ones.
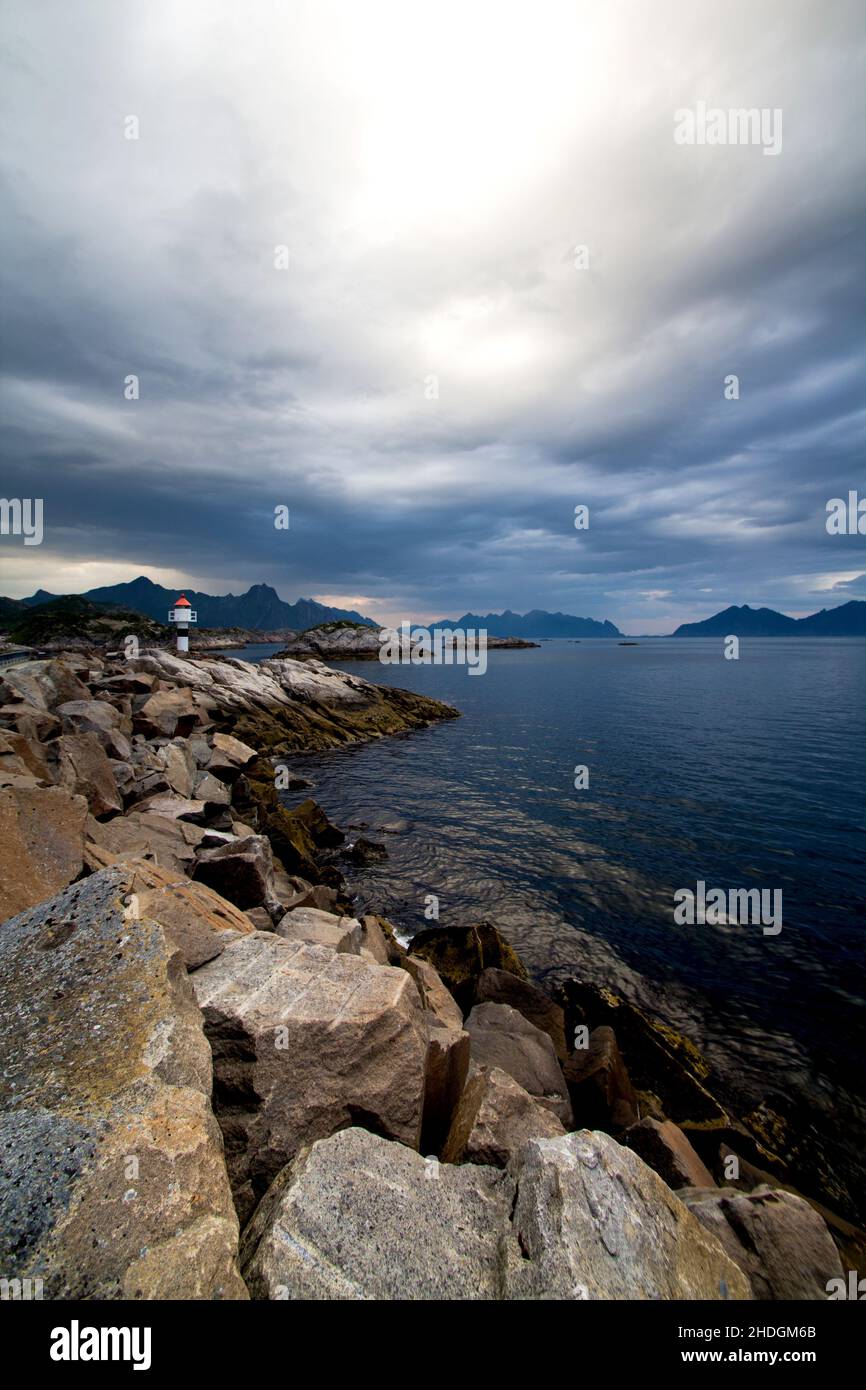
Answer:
[158,740,197,799]
[56,698,127,750]
[275,907,362,954]
[240,1126,752,1301]
[564,1025,638,1132]
[191,933,428,1222]
[55,731,123,817]
[475,966,569,1061]
[624,1118,716,1189]
[442,1065,566,1167]
[408,921,528,1013]
[465,1002,573,1127]
[135,687,200,738]
[193,834,279,913]
[241,1127,517,1300]
[84,808,204,876]
[679,1186,843,1300]
[0,868,246,1299]
[506,1132,752,1300]
[401,955,463,1030]
[118,858,256,969]
[2,659,90,710]
[0,785,87,922]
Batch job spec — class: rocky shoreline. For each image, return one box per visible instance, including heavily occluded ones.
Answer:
[0,648,860,1299]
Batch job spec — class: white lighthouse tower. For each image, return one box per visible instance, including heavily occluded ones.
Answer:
[168,594,196,653]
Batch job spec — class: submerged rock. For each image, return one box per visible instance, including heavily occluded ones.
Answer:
[408,921,528,1014]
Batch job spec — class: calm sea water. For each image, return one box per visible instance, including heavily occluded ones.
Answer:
[233,637,866,1216]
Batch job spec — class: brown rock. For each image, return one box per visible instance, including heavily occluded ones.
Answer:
[402,955,463,1030]
[192,932,428,1221]
[465,1002,573,1127]
[275,907,362,953]
[159,740,197,798]
[85,808,203,875]
[442,1065,566,1166]
[624,1117,716,1189]
[0,785,88,922]
[55,732,123,817]
[193,834,278,912]
[118,857,256,968]
[563,1025,638,1132]
[679,1185,843,1300]
[475,966,568,1061]
[57,698,127,748]
[419,1017,470,1156]
[135,687,199,738]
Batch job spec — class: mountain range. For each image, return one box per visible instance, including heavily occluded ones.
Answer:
[430,610,622,638]
[11,576,375,632]
[2,579,863,639]
[672,601,866,637]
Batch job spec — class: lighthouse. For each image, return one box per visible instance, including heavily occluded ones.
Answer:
[168,594,197,653]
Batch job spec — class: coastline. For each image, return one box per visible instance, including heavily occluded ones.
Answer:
[0,646,862,1298]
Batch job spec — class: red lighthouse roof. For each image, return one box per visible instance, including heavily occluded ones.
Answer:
[174,595,192,607]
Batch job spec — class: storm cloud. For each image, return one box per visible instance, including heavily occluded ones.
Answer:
[1,0,864,631]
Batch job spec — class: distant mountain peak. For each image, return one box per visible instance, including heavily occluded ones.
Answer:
[15,577,377,632]
[673,600,866,637]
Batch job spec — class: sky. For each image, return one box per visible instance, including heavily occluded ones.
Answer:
[1,0,864,633]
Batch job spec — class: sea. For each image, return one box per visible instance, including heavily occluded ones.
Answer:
[219,637,866,1220]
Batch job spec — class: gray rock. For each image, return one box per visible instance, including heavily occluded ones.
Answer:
[505,1132,752,1300]
[241,1127,517,1299]
[0,868,246,1299]
[192,933,428,1222]
[678,1185,843,1300]
[275,907,362,953]
[240,1126,752,1301]
[475,967,569,1061]
[466,1002,573,1127]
